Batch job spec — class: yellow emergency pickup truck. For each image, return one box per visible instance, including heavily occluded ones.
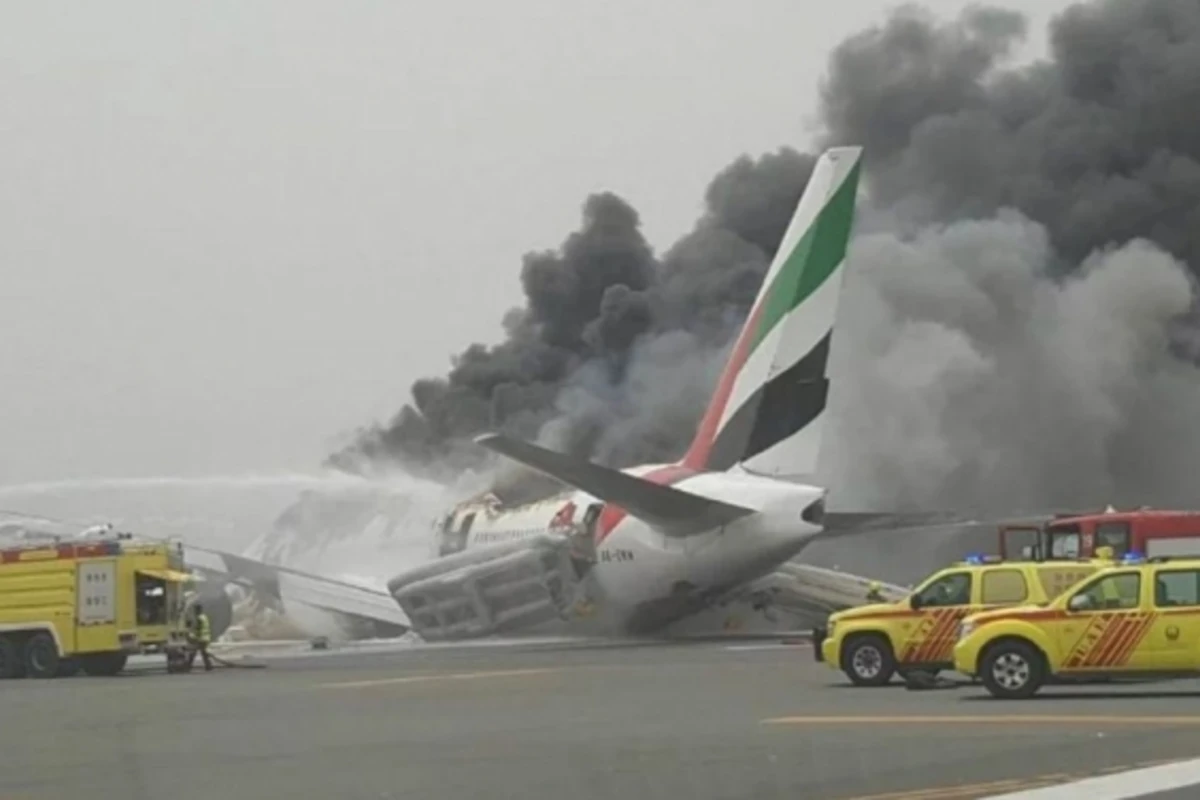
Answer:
[0,536,193,679]
[955,553,1200,699]
[815,555,1106,686]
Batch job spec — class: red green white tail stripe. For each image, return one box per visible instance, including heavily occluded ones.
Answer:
[682,146,863,477]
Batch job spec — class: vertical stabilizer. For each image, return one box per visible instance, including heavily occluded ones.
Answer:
[681,146,863,479]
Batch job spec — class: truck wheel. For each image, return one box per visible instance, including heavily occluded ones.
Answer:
[0,637,23,679]
[980,640,1045,699]
[842,634,896,686]
[24,633,60,679]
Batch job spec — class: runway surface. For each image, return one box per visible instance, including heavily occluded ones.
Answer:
[4,638,1200,800]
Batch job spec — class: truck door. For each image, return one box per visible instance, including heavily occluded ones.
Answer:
[999,526,1043,560]
[1095,521,1131,558]
[1056,570,1148,672]
[1147,566,1200,670]
[899,570,974,665]
[1046,523,1083,560]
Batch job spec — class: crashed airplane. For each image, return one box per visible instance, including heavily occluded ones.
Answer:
[6,145,946,643]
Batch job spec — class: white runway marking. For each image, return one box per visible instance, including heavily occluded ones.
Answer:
[984,757,1200,799]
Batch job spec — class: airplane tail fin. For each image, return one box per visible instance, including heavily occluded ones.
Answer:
[680,146,863,480]
[475,433,754,537]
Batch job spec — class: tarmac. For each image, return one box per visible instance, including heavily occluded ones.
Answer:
[4,637,1200,800]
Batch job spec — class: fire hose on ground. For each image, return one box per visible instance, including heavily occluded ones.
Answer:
[166,640,269,672]
[207,649,269,669]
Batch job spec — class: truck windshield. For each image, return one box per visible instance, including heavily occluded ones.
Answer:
[1000,527,1042,560]
[1047,524,1082,559]
[1095,521,1131,557]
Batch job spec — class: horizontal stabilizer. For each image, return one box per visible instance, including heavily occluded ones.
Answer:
[819,511,983,534]
[475,433,755,537]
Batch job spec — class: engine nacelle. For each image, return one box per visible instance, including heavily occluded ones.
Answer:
[389,534,581,641]
[182,582,236,640]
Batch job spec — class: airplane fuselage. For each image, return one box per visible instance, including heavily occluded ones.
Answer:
[437,463,826,633]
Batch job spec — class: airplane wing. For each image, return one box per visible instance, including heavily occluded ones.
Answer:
[0,510,411,635]
[818,511,985,534]
[475,433,755,536]
[178,545,412,633]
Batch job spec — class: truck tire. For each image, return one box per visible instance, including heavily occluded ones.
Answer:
[0,637,22,679]
[24,632,60,679]
[842,633,896,687]
[56,658,81,678]
[980,639,1045,700]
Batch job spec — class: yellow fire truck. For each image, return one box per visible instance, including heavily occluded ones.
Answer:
[0,535,194,679]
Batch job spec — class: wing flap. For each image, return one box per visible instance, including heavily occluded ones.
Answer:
[475,433,754,537]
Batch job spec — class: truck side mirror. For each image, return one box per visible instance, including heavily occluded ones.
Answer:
[1068,594,1091,612]
[909,594,922,610]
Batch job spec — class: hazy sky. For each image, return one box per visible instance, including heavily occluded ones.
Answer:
[2,0,1070,485]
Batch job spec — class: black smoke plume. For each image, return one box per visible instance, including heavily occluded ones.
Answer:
[330,0,1200,514]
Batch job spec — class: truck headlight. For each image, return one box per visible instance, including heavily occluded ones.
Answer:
[958,620,976,640]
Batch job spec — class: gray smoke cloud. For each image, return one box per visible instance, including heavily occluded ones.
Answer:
[824,212,1199,513]
[332,0,1200,514]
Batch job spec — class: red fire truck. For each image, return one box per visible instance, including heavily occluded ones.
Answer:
[998,508,1200,562]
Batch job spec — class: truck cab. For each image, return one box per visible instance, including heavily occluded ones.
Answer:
[999,509,1200,563]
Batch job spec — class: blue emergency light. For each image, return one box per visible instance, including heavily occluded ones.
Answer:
[964,553,985,565]
[1122,551,1145,564]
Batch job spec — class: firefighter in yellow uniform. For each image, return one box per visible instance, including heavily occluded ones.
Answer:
[188,603,214,672]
